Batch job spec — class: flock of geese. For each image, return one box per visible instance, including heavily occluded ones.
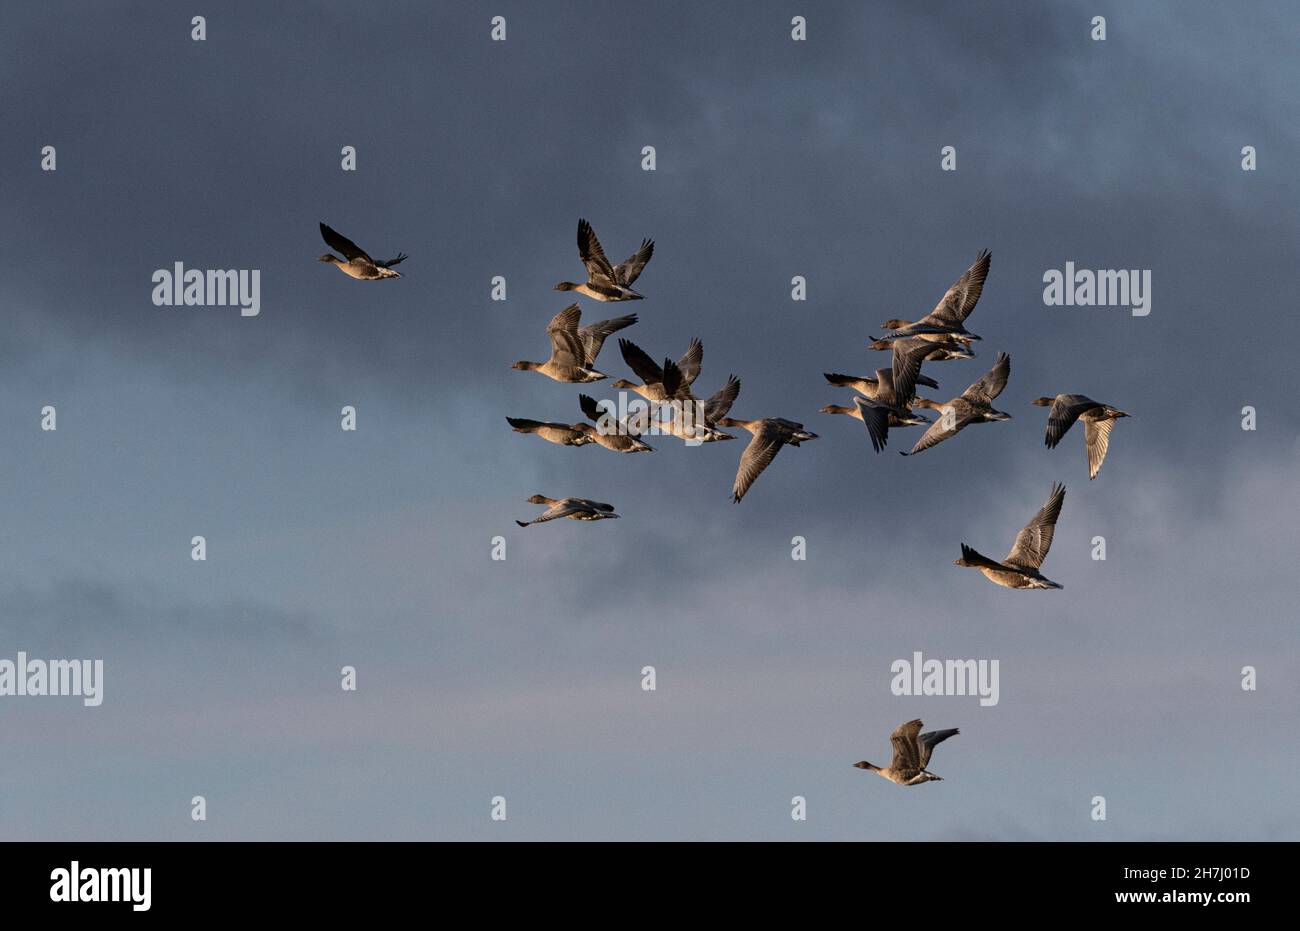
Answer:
[317,219,1135,787]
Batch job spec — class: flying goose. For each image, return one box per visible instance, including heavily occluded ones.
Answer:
[1032,394,1130,479]
[825,338,949,452]
[876,250,991,344]
[868,334,976,360]
[512,305,636,383]
[577,394,654,452]
[823,370,940,396]
[505,417,595,447]
[555,218,654,301]
[515,495,620,528]
[903,352,1012,456]
[716,417,819,502]
[612,338,699,402]
[656,375,741,443]
[955,483,1066,589]
[854,719,959,786]
[317,222,408,280]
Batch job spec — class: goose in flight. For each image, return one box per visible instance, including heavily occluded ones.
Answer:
[505,417,596,447]
[825,338,951,452]
[955,483,1066,589]
[577,394,654,452]
[1032,394,1130,479]
[854,719,959,786]
[555,218,654,301]
[876,250,991,344]
[823,370,940,397]
[317,222,408,280]
[903,352,1012,456]
[868,334,975,361]
[515,495,620,528]
[717,417,819,502]
[512,305,636,383]
[657,374,741,443]
[612,338,699,402]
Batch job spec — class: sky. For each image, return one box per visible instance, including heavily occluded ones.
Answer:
[1,0,1297,840]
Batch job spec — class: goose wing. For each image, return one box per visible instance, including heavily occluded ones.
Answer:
[927,250,991,324]
[578,314,638,367]
[853,397,892,452]
[961,352,1010,404]
[613,239,654,286]
[1005,483,1066,569]
[919,728,959,768]
[569,498,616,512]
[319,222,371,262]
[1044,394,1101,449]
[376,252,408,268]
[890,337,945,407]
[889,719,924,772]
[959,543,1007,572]
[824,372,873,393]
[577,218,617,286]
[731,423,785,502]
[618,338,666,387]
[902,403,969,455]
[703,375,741,423]
[676,338,703,386]
[1084,416,1115,479]
[546,304,586,367]
[506,417,569,432]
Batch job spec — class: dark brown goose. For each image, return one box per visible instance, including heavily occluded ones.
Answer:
[511,305,636,383]
[515,495,620,527]
[903,352,1012,456]
[317,222,408,280]
[853,719,959,786]
[554,218,654,301]
[955,483,1066,589]
[1032,394,1130,479]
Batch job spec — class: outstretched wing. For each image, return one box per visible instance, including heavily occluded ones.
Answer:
[1084,416,1115,479]
[704,375,741,423]
[902,405,968,455]
[577,218,616,286]
[732,425,784,502]
[918,728,959,768]
[927,250,991,324]
[619,338,666,386]
[1044,394,1100,449]
[676,338,703,386]
[578,314,637,367]
[1005,483,1066,569]
[853,397,892,452]
[376,252,408,268]
[961,352,1010,404]
[546,304,586,368]
[613,239,654,286]
[319,222,370,262]
[889,719,924,772]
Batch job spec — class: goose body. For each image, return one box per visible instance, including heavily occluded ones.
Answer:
[317,222,408,280]
[827,339,948,452]
[854,719,959,786]
[955,483,1066,589]
[1032,394,1130,479]
[512,305,636,383]
[505,417,595,447]
[577,394,654,452]
[555,218,654,301]
[612,338,700,403]
[876,250,991,344]
[903,352,1012,456]
[656,374,741,443]
[717,416,819,502]
[515,494,620,527]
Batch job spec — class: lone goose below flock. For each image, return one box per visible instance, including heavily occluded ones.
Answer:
[515,495,620,527]
[854,719,960,786]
